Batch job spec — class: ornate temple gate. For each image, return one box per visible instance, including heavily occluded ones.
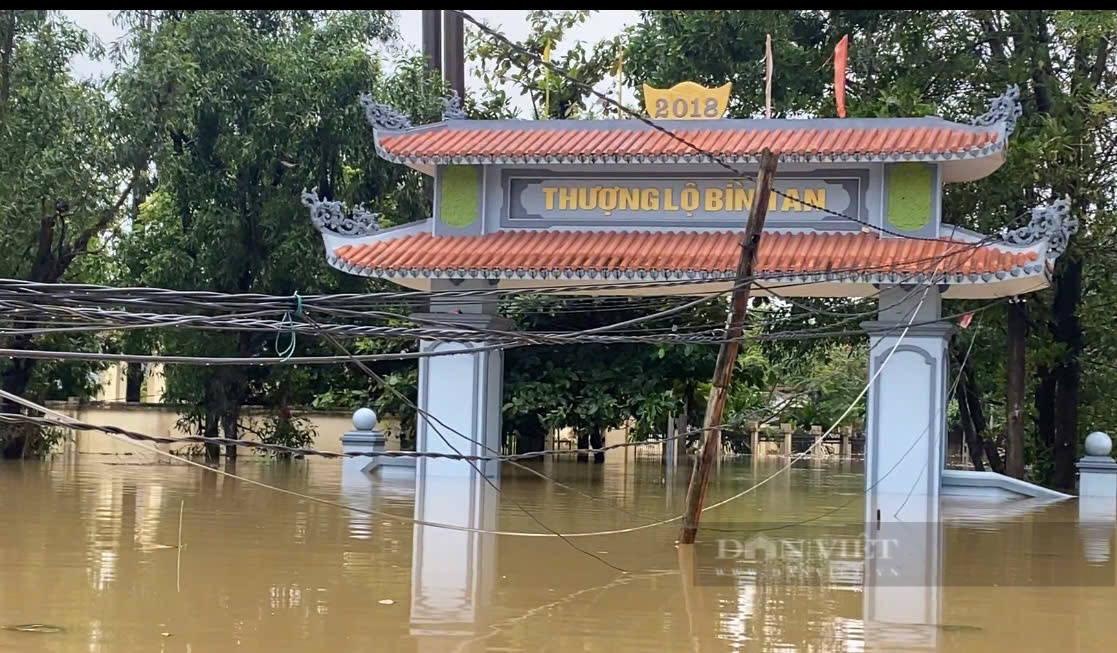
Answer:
[307,83,1073,502]
[305,82,1077,648]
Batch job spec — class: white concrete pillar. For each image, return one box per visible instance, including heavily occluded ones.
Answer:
[412,311,512,478]
[410,468,498,647]
[862,286,952,522]
[1077,432,1117,565]
[340,408,385,481]
[1078,432,1117,498]
[340,408,416,487]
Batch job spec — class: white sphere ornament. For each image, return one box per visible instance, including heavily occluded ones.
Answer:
[352,407,377,431]
[1084,431,1112,457]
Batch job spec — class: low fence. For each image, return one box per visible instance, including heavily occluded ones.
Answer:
[45,400,403,456]
[43,401,862,461]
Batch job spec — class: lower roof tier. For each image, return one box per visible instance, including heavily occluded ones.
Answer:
[326,228,1049,298]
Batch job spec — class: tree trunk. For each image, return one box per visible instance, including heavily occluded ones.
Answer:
[203,409,220,463]
[965,366,1004,475]
[0,10,14,108]
[203,377,221,463]
[591,428,605,464]
[513,412,546,459]
[1035,365,1056,448]
[983,432,1005,475]
[222,402,241,460]
[0,351,35,458]
[125,363,144,403]
[1004,299,1026,478]
[956,372,985,472]
[576,432,589,463]
[954,345,1005,474]
[1051,258,1082,491]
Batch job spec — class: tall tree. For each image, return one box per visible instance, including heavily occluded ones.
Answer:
[0,10,172,457]
[114,10,446,461]
[622,10,1117,488]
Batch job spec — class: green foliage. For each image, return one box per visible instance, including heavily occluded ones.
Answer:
[623,10,1117,482]
[108,10,446,451]
[467,10,624,119]
[253,411,318,458]
[0,10,165,456]
[499,293,720,449]
[6,9,1116,476]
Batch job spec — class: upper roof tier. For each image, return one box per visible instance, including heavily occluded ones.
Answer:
[306,85,1067,298]
[372,116,1008,183]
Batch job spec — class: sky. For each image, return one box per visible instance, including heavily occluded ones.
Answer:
[63,10,640,115]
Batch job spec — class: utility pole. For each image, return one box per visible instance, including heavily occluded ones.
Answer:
[442,10,465,101]
[421,10,442,79]
[678,149,778,545]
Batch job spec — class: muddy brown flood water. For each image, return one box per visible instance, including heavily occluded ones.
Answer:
[2,455,1116,652]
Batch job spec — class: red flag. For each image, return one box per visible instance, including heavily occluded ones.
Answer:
[834,35,848,118]
[958,312,974,329]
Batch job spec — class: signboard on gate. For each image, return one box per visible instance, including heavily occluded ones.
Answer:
[502,171,868,229]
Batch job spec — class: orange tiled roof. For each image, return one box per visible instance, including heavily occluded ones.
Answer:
[330,230,1038,283]
[374,118,1004,168]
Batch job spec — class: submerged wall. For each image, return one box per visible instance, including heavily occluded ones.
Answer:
[46,401,403,456]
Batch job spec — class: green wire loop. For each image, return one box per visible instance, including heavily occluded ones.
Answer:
[275,291,302,361]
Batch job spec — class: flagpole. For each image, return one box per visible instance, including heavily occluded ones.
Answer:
[543,40,552,118]
[764,34,772,119]
[616,50,624,118]
[834,34,848,118]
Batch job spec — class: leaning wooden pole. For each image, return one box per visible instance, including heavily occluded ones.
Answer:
[678,148,778,544]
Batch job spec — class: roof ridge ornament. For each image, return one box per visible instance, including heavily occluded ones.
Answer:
[1000,196,1077,259]
[440,89,466,121]
[359,93,412,131]
[301,188,382,237]
[974,84,1023,137]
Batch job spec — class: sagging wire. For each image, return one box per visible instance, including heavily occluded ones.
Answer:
[705,299,993,536]
[0,241,1005,366]
[0,284,925,544]
[0,238,998,348]
[0,233,1005,330]
[0,277,990,550]
[274,291,302,361]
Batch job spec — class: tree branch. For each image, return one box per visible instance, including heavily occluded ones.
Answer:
[61,175,137,271]
[1089,35,1110,88]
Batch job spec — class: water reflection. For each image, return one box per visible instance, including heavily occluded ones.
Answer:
[4,457,1117,652]
[863,491,942,650]
[410,470,498,648]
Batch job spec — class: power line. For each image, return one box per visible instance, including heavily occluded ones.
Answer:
[0,237,1000,343]
[708,307,987,535]
[0,271,960,542]
[0,237,995,316]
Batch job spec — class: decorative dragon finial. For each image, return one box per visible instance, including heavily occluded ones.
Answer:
[974,84,1023,137]
[1000,196,1078,259]
[440,89,466,121]
[358,93,412,131]
[301,188,381,237]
